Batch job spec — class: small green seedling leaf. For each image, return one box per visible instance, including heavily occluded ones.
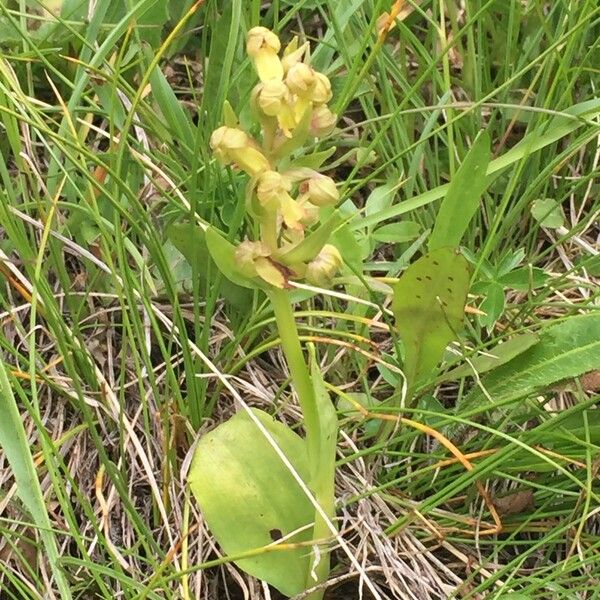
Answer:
[429,130,491,251]
[478,281,505,330]
[337,392,380,437]
[392,248,470,388]
[189,409,313,597]
[531,198,565,229]
[497,266,549,290]
[438,332,540,383]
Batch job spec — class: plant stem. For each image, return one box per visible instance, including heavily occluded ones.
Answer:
[269,288,320,465]
[268,288,331,600]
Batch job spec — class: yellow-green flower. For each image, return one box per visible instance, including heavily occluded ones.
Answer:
[310,105,337,137]
[246,27,284,82]
[255,79,288,117]
[306,244,342,286]
[235,240,287,288]
[210,126,270,176]
[312,72,333,105]
[256,170,292,210]
[300,175,339,207]
[256,170,304,231]
[285,63,316,97]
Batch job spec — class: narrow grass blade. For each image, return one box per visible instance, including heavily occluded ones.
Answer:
[0,361,72,599]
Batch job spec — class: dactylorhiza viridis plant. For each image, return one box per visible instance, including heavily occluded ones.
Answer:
[188,27,342,599]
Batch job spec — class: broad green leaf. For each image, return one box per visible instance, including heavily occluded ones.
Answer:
[309,350,337,489]
[531,198,565,229]
[429,130,491,251]
[0,362,72,600]
[438,332,540,382]
[372,221,421,243]
[331,224,363,270]
[392,248,470,387]
[459,313,600,409]
[166,223,253,307]
[189,409,313,597]
[287,147,337,170]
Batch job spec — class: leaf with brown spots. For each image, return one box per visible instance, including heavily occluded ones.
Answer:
[392,247,470,388]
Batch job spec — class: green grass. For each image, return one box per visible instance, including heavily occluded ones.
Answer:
[0,0,599,598]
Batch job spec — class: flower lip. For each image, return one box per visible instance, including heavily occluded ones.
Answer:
[210,126,270,176]
[247,27,284,82]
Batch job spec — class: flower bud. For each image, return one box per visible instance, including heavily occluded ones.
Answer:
[255,79,289,117]
[210,126,270,176]
[286,63,316,96]
[306,244,342,286]
[256,170,291,209]
[246,27,284,82]
[310,105,337,137]
[300,175,339,207]
[312,72,332,104]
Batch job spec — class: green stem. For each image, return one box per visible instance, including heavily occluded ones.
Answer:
[269,288,320,465]
[268,288,332,600]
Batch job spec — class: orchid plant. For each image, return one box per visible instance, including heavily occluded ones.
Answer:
[188,27,343,599]
[187,22,481,598]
